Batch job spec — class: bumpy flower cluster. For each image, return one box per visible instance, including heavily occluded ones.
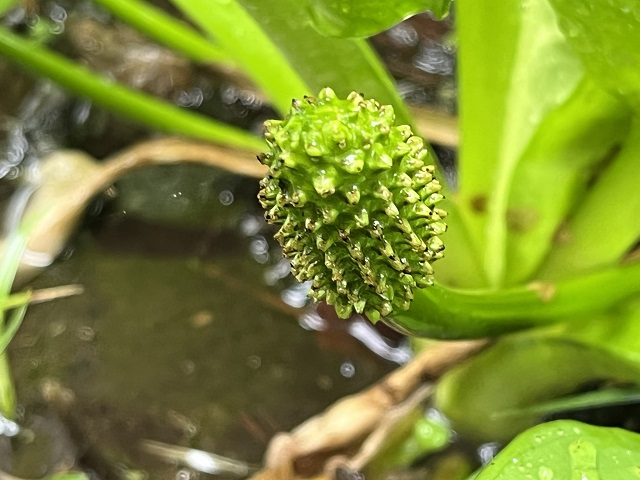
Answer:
[258,88,446,321]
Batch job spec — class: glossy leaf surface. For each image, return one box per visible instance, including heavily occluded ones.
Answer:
[238,0,414,124]
[550,0,640,108]
[171,0,413,124]
[436,336,640,441]
[456,0,588,287]
[475,420,640,479]
[307,0,451,38]
[505,80,630,284]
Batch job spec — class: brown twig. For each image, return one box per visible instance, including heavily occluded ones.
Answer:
[410,106,458,148]
[28,284,85,304]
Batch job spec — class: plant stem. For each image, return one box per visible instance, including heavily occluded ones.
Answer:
[0,353,15,418]
[92,0,236,67]
[0,26,264,152]
[0,230,28,420]
[388,260,640,339]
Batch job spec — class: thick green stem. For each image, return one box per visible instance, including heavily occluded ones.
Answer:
[0,26,264,152]
[92,0,236,66]
[388,261,640,339]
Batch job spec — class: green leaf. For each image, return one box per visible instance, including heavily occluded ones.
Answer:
[169,0,414,124]
[505,79,631,284]
[549,0,640,108]
[306,0,451,38]
[0,27,264,152]
[455,0,585,287]
[233,0,415,125]
[435,335,640,441]
[475,420,640,480]
[540,118,640,277]
[557,299,640,368]
[436,300,640,441]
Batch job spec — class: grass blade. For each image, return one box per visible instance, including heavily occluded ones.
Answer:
[0,303,27,354]
[0,26,264,151]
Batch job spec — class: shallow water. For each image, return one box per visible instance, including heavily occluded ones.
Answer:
[7,177,400,476]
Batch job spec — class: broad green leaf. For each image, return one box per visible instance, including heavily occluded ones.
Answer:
[557,299,640,367]
[236,0,415,125]
[456,0,584,287]
[307,0,451,38]
[505,79,631,284]
[540,119,640,277]
[549,0,640,109]
[475,420,640,480]
[170,0,413,124]
[435,335,640,440]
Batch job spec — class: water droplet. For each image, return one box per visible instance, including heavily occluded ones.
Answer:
[340,362,356,378]
[0,415,20,437]
[387,23,419,47]
[77,325,96,342]
[478,442,500,465]
[219,190,234,205]
[249,237,270,264]
[175,469,192,480]
[175,88,204,107]
[538,465,554,480]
